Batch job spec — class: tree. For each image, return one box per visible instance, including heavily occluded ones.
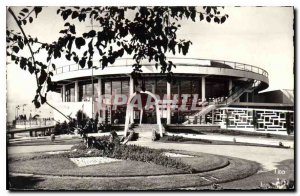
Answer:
[6,6,228,119]
[76,109,88,128]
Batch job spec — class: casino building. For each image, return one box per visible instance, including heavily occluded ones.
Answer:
[52,58,294,136]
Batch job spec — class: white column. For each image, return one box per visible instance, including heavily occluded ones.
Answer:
[166,82,171,124]
[98,77,102,123]
[129,76,134,95]
[129,76,134,123]
[74,81,78,102]
[62,84,66,102]
[140,109,143,125]
[201,77,206,102]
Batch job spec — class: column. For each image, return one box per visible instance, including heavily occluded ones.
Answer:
[62,84,66,102]
[140,109,143,125]
[228,79,233,95]
[98,77,102,123]
[74,81,78,102]
[201,77,206,102]
[166,81,171,124]
[129,76,134,123]
[129,76,134,95]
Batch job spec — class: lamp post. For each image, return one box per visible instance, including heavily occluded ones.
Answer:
[22,104,27,116]
[15,105,20,120]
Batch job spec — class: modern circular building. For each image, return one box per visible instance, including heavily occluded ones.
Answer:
[51,58,294,135]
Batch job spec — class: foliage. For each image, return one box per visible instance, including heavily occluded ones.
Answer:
[259,179,294,190]
[76,110,88,128]
[54,121,66,134]
[70,134,193,172]
[54,120,76,134]
[6,6,228,109]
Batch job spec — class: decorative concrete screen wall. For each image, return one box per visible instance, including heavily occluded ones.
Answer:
[207,107,294,134]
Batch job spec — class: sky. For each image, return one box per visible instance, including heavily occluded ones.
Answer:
[6,6,294,122]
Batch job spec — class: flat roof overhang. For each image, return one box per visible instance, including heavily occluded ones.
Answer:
[53,64,268,83]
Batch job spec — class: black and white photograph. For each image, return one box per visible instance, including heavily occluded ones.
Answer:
[5,3,295,191]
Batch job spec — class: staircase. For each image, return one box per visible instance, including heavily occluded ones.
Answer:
[132,124,164,141]
[184,79,259,125]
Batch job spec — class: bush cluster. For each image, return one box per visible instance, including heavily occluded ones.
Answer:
[70,135,194,173]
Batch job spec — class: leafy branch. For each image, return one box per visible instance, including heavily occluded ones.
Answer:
[6,6,229,117]
[8,7,71,120]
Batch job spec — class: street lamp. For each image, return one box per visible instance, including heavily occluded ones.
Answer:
[15,105,20,120]
[22,104,27,116]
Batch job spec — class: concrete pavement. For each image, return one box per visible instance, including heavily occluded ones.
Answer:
[8,145,73,154]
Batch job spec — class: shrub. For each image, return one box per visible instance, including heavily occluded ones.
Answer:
[71,143,87,151]
[71,135,194,173]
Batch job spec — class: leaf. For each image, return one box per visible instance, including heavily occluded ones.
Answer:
[75,37,85,49]
[39,69,47,84]
[34,7,42,18]
[21,8,29,13]
[73,56,79,63]
[33,100,41,108]
[69,25,76,34]
[71,11,79,19]
[79,58,86,68]
[41,95,46,104]
[12,46,19,53]
[88,60,93,68]
[87,30,96,37]
[199,13,204,21]
[52,63,56,70]
[221,16,226,24]
[18,41,24,49]
[206,16,211,23]
[28,64,35,74]
[214,17,220,24]
[20,58,27,69]
[29,17,33,23]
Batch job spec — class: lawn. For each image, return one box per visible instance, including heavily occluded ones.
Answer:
[9,156,185,177]
[8,149,260,190]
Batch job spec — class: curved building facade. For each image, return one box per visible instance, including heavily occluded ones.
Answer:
[51,58,293,135]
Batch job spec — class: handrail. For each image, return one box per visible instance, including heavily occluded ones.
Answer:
[53,57,269,78]
[190,79,256,118]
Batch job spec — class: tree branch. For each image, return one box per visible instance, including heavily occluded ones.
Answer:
[8,7,71,121]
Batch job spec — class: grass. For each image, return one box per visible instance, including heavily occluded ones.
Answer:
[9,157,184,177]
[8,152,260,190]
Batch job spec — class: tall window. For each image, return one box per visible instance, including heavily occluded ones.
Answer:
[79,80,98,102]
[103,78,130,95]
[156,78,167,99]
[65,83,75,102]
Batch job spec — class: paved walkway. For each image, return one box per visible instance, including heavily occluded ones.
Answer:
[8,145,73,154]
[128,141,294,172]
[165,132,294,148]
